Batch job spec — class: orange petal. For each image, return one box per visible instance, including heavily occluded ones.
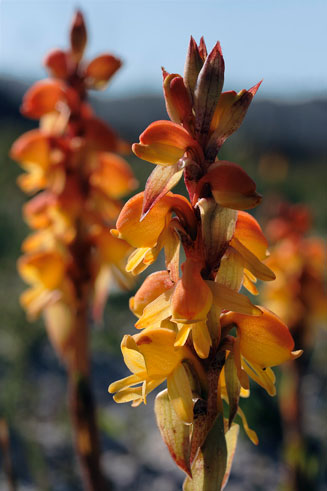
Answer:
[44,49,69,79]
[10,130,50,170]
[171,258,212,323]
[21,80,75,119]
[221,308,303,368]
[130,270,175,317]
[85,54,122,89]
[18,251,65,289]
[90,152,137,198]
[133,120,200,166]
[112,192,172,248]
[200,161,261,210]
[234,211,268,260]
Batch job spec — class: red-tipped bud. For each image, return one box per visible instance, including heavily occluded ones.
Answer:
[183,36,204,100]
[163,73,193,126]
[194,42,225,141]
[70,10,87,62]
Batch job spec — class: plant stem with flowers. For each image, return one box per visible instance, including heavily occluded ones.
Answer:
[11,11,137,491]
[109,37,302,490]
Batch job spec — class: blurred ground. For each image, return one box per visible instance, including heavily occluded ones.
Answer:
[0,81,326,490]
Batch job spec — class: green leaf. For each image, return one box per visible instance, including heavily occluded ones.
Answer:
[184,413,227,491]
[154,389,191,476]
[222,424,239,490]
[224,351,241,427]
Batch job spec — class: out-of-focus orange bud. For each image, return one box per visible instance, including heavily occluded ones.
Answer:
[171,258,212,322]
[234,211,268,260]
[85,54,122,90]
[23,193,54,229]
[10,130,50,170]
[130,271,174,317]
[221,308,303,368]
[163,73,193,125]
[83,117,119,152]
[70,10,87,63]
[91,226,131,264]
[90,153,137,199]
[21,80,79,119]
[198,161,261,210]
[18,251,65,290]
[21,80,64,119]
[44,49,70,79]
[133,120,201,166]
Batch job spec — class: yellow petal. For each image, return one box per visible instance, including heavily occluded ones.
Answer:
[109,373,142,394]
[234,211,268,260]
[167,364,194,423]
[222,307,301,368]
[174,324,191,347]
[131,271,174,317]
[208,281,262,316]
[237,406,258,445]
[135,328,185,379]
[135,289,173,329]
[231,238,275,281]
[121,335,147,374]
[192,321,212,359]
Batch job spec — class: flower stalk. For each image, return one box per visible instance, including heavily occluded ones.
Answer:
[109,37,302,489]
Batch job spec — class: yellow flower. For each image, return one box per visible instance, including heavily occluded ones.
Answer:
[108,327,203,423]
[221,308,303,395]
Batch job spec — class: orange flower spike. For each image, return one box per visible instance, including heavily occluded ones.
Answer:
[197,161,262,210]
[162,72,193,127]
[171,258,213,323]
[130,271,175,317]
[234,211,269,260]
[132,120,203,166]
[221,308,303,368]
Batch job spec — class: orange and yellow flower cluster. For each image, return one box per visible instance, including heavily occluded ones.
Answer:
[11,11,137,371]
[262,202,326,347]
[109,38,302,488]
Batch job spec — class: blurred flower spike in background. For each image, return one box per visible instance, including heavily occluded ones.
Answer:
[10,10,137,491]
[109,37,302,490]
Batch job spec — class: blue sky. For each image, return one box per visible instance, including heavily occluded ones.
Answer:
[1,0,326,101]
